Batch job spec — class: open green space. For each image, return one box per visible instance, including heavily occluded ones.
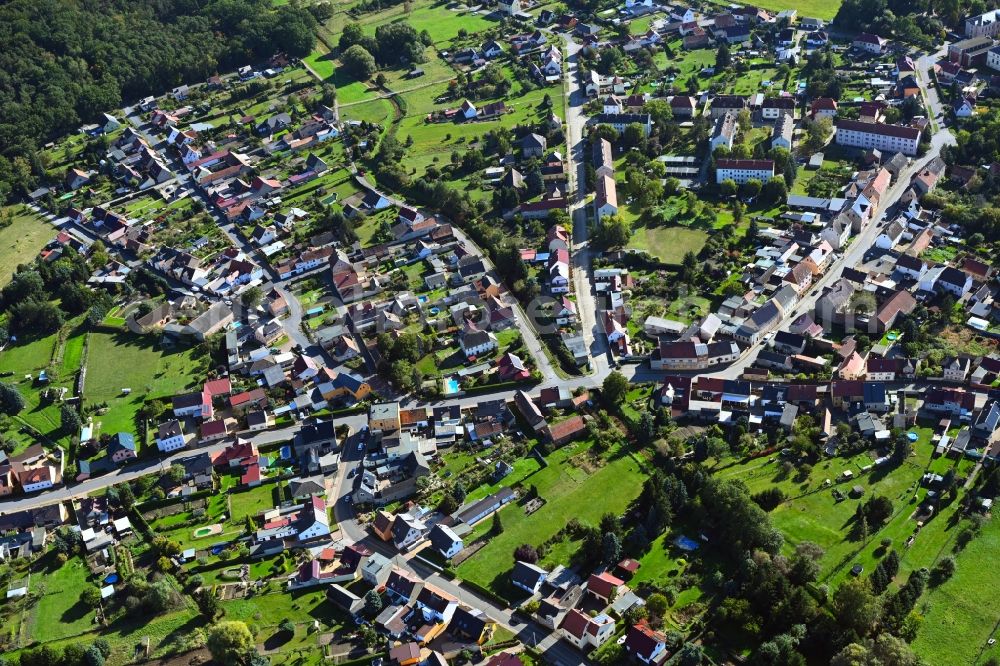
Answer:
[220,588,344,630]
[627,225,709,265]
[912,514,1000,665]
[0,206,55,287]
[229,481,284,523]
[716,426,1000,664]
[27,554,98,642]
[0,327,74,450]
[747,0,841,20]
[84,331,209,438]
[455,441,648,595]
[25,608,201,666]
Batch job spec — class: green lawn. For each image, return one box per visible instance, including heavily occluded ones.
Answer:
[0,329,71,450]
[22,608,201,666]
[27,554,97,642]
[0,206,55,287]
[912,514,1000,665]
[0,333,57,375]
[392,83,562,179]
[627,225,709,265]
[61,331,86,375]
[84,331,209,437]
[220,588,344,630]
[715,440,936,583]
[749,0,841,20]
[455,441,648,596]
[229,481,283,523]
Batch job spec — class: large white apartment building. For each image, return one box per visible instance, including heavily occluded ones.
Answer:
[834,119,920,156]
[716,159,775,185]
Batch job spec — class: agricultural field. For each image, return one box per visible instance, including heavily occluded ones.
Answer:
[0,206,57,287]
[83,331,210,441]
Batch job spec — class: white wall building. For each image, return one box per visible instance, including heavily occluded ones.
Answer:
[834,119,920,156]
[716,159,775,184]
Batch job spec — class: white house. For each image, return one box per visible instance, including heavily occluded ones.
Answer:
[710,113,737,151]
[460,100,478,120]
[498,0,521,15]
[988,45,1000,71]
[943,356,972,382]
[459,321,498,358]
[771,115,794,151]
[428,524,463,559]
[953,96,976,118]
[853,32,887,53]
[156,420,187,453]
[602,95,624,114]
[391,514,427,550]
[716,159,775,185]
[560,610,615,650]
[549,252,570,294]
[20,466,57,493]
[874,220,905,250]
[895,254,927,280]
[938,266,974,296]
[761,97,795,120]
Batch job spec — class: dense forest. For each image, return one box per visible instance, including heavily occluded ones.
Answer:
[0,0,320,204]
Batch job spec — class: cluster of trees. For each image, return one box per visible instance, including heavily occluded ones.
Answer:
[16,637,112,666]
[449,64,513,102]
[835,0,947,46]
[376,331,424,392]
[207,620,269,666]
[926,110,1000,242]
[1,251,114,337]
[339,22,431,80]
[0,0,318,203]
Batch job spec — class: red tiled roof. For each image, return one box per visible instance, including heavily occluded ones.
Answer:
[203,378,231,396]
[836,119,919,140]
[587,571,624,598]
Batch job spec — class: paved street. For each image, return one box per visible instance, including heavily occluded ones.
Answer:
[563,35,612,380]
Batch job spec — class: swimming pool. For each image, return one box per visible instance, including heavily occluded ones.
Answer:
[418,295,428,303]
[429,307,440,315]
[444,378,460,395]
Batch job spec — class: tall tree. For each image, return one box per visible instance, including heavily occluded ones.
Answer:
[206,621,255,666]
[602,371,629,405]
[0,383,25,415]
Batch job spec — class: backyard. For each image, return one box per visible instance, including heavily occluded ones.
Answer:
[26,553,97,642]
[455,439,649,598]
[0,206,56,287]
[627,225,709,266]
[83,331,210,440]
[0,326,74,451]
